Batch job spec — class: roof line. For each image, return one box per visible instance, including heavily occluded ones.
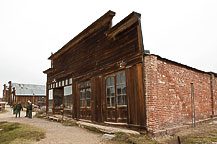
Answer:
[48,10,115,60]
[146,54,217,76]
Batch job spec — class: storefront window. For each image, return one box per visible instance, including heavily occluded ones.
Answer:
[64,86,72,109]
[54,88,63,108]
[48,89,53,112]
[80,89,85,107]
[106,71,126,107]
[69,78,72,85]
[106,77,115,107]
[79,81,91,108]
[116,72,126,106]
[65,79,68,85]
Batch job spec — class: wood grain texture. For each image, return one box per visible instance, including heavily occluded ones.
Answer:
[45,11,145,127]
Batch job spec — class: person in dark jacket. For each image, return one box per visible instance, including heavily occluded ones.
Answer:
[25,101,30,117]
[15,101,23,118]
[28,101,32,118]
[12,102,17,115]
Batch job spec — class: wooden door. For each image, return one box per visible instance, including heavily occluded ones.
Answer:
[78,81,91,120]
[53,88,64,114]
[105,72,127,123]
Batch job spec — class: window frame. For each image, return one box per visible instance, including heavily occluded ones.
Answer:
[105,71,127,108]
[79,81,91,108]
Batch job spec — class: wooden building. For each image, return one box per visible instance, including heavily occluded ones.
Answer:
[44,11,217,133]
[44,10,145,126]
[2,81,46,106]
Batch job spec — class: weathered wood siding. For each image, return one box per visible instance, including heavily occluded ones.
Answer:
[16,96,46,106]
[45,11,145,126]
[126,64,145,126]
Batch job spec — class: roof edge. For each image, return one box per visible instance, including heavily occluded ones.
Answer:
[145,54,216,76]
[48,10,116,60]
[107,11,141,38]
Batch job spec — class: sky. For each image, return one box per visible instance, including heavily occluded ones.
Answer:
[0,0,217,98]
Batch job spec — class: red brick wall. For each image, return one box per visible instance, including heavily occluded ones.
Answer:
[144,55,159,132]
[144,55,214,133]
[213,75,217,115]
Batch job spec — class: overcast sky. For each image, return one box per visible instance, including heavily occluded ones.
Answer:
[0,0,217,98]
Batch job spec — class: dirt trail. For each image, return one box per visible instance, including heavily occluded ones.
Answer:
[0,106,104,144]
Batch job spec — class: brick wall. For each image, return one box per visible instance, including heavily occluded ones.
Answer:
[144,54,215,133]
[144,55,159,132]
[213,75,217,115]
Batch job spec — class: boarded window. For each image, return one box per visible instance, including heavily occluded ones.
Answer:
[64,86,72,109]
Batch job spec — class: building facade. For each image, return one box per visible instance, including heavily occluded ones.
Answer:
[44,11,217,133]
[2,81,46,106]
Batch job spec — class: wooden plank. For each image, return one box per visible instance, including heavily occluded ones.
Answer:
[136,64,145,126]
[126,64,145,126]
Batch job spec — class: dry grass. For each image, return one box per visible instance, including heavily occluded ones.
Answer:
[0,121,45,144]
[156,119,217,144]
[110,132,157,144]
[107,119,217,144]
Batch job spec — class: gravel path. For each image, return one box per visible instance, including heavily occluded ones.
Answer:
[0,106,104,144]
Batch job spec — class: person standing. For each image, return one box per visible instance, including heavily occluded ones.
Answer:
[25,101,30,117]
[12,102,17,115]
[15,101,23,118]
[28,101,33,118]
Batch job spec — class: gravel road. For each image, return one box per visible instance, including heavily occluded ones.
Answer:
[0,106,105,144]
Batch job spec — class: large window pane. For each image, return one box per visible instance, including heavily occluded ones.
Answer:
[106,78,110,86]
[80,89,85,107]
[116,74,121,84]
[48,89,53,112]
[64,86,72,109]
[54,88,63,108]
[117,85,121,95]
[116,72,126,106]
[106,76,115,107]
[69,78,72,85]
[86,88,91,107]
[121,72,126,83]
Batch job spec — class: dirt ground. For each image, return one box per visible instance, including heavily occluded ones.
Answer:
[155,118,217,144]
[2,106,217,144]
[0,106,107,144]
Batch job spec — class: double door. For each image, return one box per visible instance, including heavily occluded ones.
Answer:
[105,72,127,123]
